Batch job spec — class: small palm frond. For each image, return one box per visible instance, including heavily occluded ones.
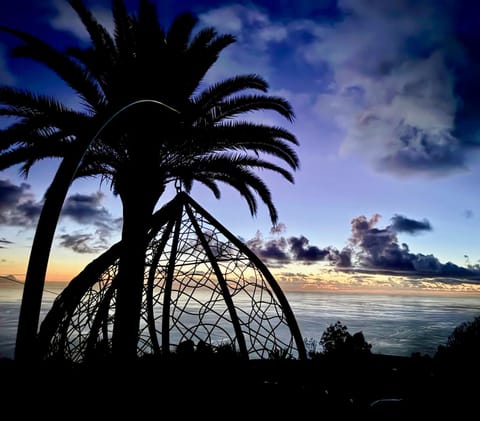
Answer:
[0,26,105,111]
[0,142,70,172]
[112,0,136,60]
[192,32,236,76]
[68,0,117,61]
[217,167,278,221]
[193,176,221,199]
[189,121,299,170]
[192,75,269,114]
[183,30,236,96]
[192,153,295,183]
[166,12,198,51]
[210,95,295,123]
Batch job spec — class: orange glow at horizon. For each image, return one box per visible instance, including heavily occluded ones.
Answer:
[3,257,480,296]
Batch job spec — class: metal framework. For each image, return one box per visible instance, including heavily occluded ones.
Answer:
[39,192,307,361]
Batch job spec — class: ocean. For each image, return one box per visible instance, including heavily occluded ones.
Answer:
[1,282,479,359]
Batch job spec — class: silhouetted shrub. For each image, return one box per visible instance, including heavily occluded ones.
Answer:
[319,321,372,356]
[436,315,480,364]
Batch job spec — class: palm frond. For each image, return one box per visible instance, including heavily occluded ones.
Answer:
[68,0,116,61]
[192,74,269,113]
[0,142,70,172]
[112,0,136,59]
[1,26,105,110]
[166,12,197,51]
[210,95,295,123]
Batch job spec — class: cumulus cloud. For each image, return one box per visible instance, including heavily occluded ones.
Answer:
[246,228,351,267]
[200,0,480,176]
[246,230,290,265]
[303,0,476,176]
[62,192,111,224]
[390,214,432,234]
[198,4,282,84]
[247,215,477,279]
[0,180,120,253]
[59,192,121,253]
[348,214,476,277]
[0,179,42,227]
[58,232,106,254]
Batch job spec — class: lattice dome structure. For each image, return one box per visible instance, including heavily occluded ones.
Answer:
[39,192,307,362]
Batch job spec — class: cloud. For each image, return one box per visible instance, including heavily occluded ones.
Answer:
[464,210,474,219]
[58,232,106,254]
[281,0,479,177]
[246,230,290,266]
[0,179,42,227]
[246,229,351,267]
[62,192,110,224]
[288,235,330,261]
[389,214,432,234]
[48,0,113,41]
[0,237,13,248]
[348,214,477,277]
[197,0,480,176]
[198,4,281,84]
[247,214,477,280]
[59,192,121,253]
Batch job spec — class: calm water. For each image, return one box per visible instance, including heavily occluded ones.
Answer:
[1,282,479,359]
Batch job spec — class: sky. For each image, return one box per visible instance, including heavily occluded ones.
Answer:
[1,0,480,294]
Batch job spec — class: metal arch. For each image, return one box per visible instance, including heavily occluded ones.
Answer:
[38,192,307,361]
[38,242,122,357]
[180,192,307,360]
[161,211,182,353]
[146,217,176,354]
[184,202,248,358]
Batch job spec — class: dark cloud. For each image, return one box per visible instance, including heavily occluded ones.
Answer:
[246,231,290,264]
[62,192,111,224]
[0,180,120,254]
[0,179,42,227]
[326,247,352,268]
[451,0,480,152]
[348,214,478,278]
[0,237,13,248]
[464,209,474,219]
[247,214,477,280]
[288,236,330,261]
[58,233,107,254]
[304,0,480,177]
[58,192,122,254]
[390,214,432,234]
[246,231,351,267]
[349,215,416,271]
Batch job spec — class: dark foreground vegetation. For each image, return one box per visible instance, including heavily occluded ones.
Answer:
[1,317,479,418]
[0,353,478,418]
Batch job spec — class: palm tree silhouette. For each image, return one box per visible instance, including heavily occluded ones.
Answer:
[0,0,299,360]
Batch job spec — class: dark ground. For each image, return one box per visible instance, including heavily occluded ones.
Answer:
[0,354,477,418]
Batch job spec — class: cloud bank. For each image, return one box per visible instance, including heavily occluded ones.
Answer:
[199,0,480,177]
[0,178,42,227]
[247,213,478,281]
[0,178,120,253]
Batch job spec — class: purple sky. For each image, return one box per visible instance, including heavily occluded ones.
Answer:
[1,0,480,292]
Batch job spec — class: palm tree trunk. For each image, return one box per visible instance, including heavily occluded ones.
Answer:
[112,185,157,360]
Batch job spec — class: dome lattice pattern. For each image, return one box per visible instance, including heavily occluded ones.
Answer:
[39,193,306,361]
